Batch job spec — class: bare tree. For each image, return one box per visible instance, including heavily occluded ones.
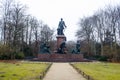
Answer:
[10,3,26,51]
[40,24,54,43]
[76,5,120,61]
[0,0,13,44]
[77,17,94,56]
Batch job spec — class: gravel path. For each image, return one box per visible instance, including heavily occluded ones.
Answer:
[43,63,86,80]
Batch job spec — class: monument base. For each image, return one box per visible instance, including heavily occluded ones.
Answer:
[37,53,88,62]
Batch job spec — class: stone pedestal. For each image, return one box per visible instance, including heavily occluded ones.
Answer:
[56,35,66,49]
[37,54,86,62]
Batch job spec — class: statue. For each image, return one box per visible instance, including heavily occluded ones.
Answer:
[71,41,80,54]
[57,41,66,54]
[39,43,50,54]
[76,41,80,54]
[57,18,67,35]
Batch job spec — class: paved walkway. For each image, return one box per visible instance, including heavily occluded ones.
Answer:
[43,63,86,80]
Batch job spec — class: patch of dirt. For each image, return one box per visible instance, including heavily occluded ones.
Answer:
[0,60,20,64]
[0,72,5,74]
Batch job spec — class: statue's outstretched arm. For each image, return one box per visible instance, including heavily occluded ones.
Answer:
[63,21,67,28]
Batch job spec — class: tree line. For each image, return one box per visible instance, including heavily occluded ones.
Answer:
[0,0,54,59]
[76,5,120,61]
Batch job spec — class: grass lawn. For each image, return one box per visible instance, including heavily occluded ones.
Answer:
[73,62,120,80]
[0,61,51,80]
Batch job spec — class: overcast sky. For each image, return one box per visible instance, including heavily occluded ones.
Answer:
[19,0,120,41]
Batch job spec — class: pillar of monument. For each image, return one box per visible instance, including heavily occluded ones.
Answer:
[56,35,66,49]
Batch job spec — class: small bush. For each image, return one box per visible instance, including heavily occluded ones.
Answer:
[0,54,10,60]
[0,44,14,59]
[15,52,25,59]
[98,56,108,61]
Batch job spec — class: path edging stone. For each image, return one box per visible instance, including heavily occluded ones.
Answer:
[70,63,94,80]
[40,63,53,80]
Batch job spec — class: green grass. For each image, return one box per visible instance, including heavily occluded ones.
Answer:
[73,62,120,80]
[0,61,51,80]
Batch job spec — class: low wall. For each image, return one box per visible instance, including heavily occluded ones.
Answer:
[37,53,85,62]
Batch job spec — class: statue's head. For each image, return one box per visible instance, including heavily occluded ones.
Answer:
[77,40,80,44]
[61,18,63,21]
